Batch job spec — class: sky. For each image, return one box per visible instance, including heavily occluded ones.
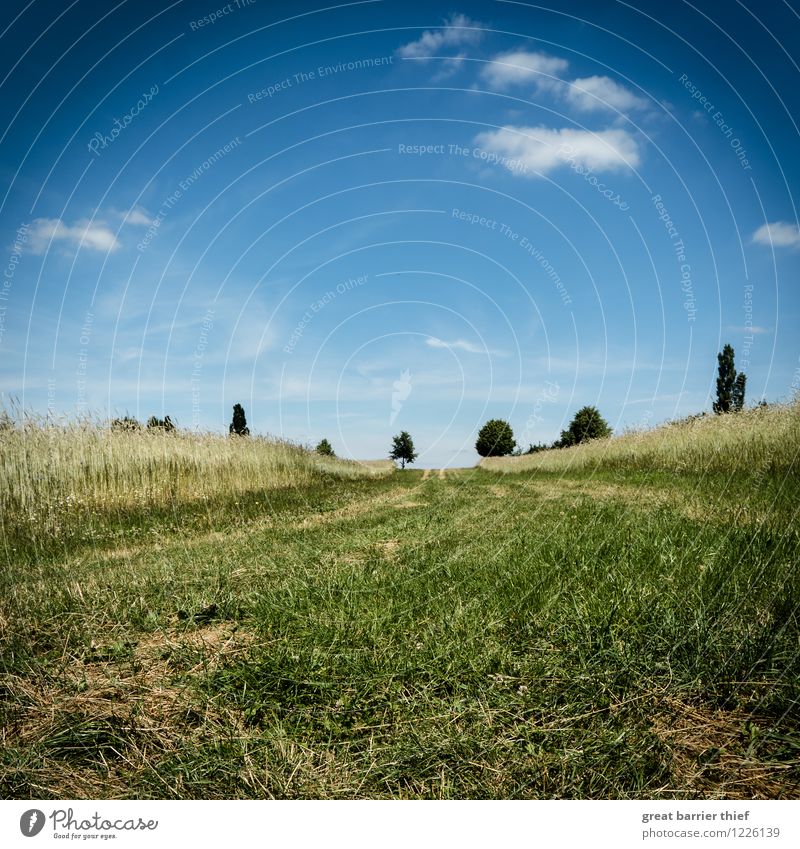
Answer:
[1,0,799,467]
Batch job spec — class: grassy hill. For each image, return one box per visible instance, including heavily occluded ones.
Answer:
[481,400,799,477]
[1,407,798,799]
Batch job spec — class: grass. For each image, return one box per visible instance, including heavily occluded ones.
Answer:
[1,406,799,799]
[0,412,392,561]
[480,400,799,477]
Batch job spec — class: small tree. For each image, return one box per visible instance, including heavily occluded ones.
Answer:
[475,419,516,457]
[315,438,335,456]
[229,403,250,436]
[390,431,418,469]
[558,406,611,447]
[733,372,747,412]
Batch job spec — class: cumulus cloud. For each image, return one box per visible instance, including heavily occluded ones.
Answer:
[480,49,569,89]
[752,221,800,248]
[398,13,483,59]
[564,75,649,112]
[26,217,120,254]
[480,50,647,115]
[474,125,640,176]
[429,54,469,82]
[120,206,152,227]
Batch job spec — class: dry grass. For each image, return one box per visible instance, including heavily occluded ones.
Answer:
[297,487,422,528]
[481,400,800,477]
[356,460,397,473]
[650,696,798,799]
[1,621,254,798]
[0,412,392,552]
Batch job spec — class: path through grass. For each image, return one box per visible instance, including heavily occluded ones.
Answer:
[2,439,798,799]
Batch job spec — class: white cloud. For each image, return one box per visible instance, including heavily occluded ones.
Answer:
[426,337,503,355]
[474,125,640,176]
[728,325,772,335]
[480,50,569,90]
[429,54,468,82]
[121,206,152,227]
[27,217,120,254]
[479,52,646,115]
[398,13,483,59]
[752,221,800,248]
[564,75,648,112]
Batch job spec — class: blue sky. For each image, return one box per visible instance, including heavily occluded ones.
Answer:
[1,0,799,466]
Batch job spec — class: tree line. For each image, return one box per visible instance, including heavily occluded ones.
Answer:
[378,343,751,465]
[112,344,750,467]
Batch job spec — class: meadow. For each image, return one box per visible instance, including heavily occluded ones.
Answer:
[1,403,798,799]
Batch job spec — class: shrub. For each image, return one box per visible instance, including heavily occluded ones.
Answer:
[147,415,175,432]
[526,442,550,454]
[111,416,140,432]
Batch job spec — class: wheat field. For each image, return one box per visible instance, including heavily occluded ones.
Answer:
[0,412,392,557]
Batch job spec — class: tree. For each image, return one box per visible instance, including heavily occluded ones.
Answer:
[475,419,516,457]
[558,406,611,447]
[713,344,747,414]
[733,372,747,412]
[713,344,737,414]
[229,403,250,436]
[315,438,335,456]
[390,431,418,469]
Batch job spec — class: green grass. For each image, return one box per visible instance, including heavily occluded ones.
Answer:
[1,410,799,799]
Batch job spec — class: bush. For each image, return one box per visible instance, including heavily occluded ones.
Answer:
[111,416,140,432]
[526,442,550,454]
[147,415,175,432]
[475,419,516,457]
